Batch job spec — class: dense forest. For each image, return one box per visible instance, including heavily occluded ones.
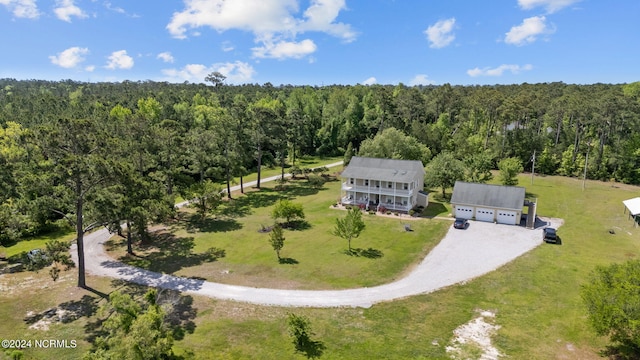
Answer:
[1,78,640,259]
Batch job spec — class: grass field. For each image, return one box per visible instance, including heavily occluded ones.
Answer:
[107,178,450,290]
[2,173,640,359]
[219,156,343,188]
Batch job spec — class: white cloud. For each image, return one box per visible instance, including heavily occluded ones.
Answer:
[106,50,134,69]
[409,74,436,86]
[49,47,89,68]
[252,38,317,59]
[0,0,39,19]
[157,52,175,63]
[424,18,456,49]
[518,0,580,13]
[467,64,533,77]
[54,0,87,22]
[222,41,235,52]
[162,61,255,84]
[85,65,95,72]
[505,16,554,46]
[362,77,376,85]
[104,1,125,14]
[298,0,357,42]
[166,0,355,60]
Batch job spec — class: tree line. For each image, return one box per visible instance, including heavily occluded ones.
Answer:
[1,78,639,286]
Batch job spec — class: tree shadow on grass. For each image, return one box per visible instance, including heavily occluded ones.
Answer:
[118,231,225,274]
[599,343,640,360]
[183,213,242,234]
[423,202,448,217]
[279,257,299,265]
[284,183,323,198]
[24,294,100,326]
[215,187,284,218]
[343,248,384,259]
[157,289,197,341]
[283,219,312,231]
[295,337,326,359]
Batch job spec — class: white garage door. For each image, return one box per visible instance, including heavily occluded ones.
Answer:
[455,206,474,219]
[496,211,518,225]
[475,208,495,222]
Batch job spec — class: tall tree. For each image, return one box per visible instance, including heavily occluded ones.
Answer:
[35,117,114,288]
[424,151,465,198]
[250,96,284,188]
[358,127,431,164]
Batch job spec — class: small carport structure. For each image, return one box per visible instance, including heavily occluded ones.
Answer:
[450,181,526,225]
[622,197,640,227]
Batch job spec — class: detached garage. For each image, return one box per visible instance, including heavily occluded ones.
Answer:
[450,181,526,225]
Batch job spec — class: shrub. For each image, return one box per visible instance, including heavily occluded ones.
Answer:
[307,174,326,188]
[272,199,305,224]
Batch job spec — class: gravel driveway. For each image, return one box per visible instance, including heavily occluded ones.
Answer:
[73,217,562,308]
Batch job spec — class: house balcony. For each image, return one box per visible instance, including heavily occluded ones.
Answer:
[341,182,413,196]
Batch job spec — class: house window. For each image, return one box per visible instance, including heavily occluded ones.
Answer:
[388,182,392,188]
[349,178,354,184]
[375,181,380,188]
[403,183,408,190]
[364,180,369,186]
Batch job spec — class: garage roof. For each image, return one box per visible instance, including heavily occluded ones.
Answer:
[451,181,526,211]
[623,197,640,216]
[341,157,425,183]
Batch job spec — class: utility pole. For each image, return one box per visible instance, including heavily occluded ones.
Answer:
[531,150,536,185]
[582,142,591,191]
[582,149,589,191]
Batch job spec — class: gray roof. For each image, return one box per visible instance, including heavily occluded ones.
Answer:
[341,156,425,183]
[451,181,525,211]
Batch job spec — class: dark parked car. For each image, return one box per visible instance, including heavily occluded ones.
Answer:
[453,218,468,229]
[543,227,558,243]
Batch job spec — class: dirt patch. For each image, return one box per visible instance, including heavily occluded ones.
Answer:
[446,310,503,360]
[0,273,72,295]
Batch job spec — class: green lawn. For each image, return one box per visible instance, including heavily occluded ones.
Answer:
[0,227,75,259]
[109,178,449,290]
[219,156,343,188]
[3,173,640,359]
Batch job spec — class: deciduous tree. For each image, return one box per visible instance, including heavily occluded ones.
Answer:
[358,127,431,164]
[271,199,305,225]
[424,151,465,198]
[333,207,365,252]
[582,260,640,357]
[269,223,285,261]
[498,157,524,186]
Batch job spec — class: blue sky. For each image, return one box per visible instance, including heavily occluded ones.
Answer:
[1,0,638,85]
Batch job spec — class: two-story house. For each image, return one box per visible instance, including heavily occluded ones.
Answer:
[340,156,427,212]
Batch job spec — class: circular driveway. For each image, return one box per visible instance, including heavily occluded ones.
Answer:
[74,218,561,308]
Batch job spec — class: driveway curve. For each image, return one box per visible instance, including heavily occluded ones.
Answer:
[72,161,560,307]
[75,218,560,308]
